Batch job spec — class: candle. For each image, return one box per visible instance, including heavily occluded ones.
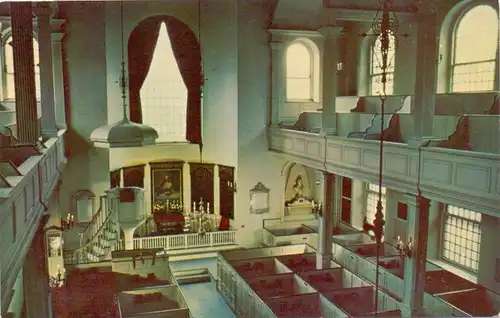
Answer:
[193,202,196,212]
[207,202,210,211]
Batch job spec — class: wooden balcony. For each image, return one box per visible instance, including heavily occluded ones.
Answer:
[0,130,67,312]
[269,126,500,216]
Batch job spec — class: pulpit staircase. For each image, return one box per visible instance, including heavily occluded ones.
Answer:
[64,195,121,265]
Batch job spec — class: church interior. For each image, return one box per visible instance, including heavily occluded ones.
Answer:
[0,0,499,317]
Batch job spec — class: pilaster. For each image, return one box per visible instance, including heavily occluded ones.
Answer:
[412,13,439,137]
[269,41,285,126]
[50,29,66,129]
[318,26,343,136]
[34,3,58,138]
[11,2,39,143]
[401,194,430,318]
[317,172,335,269]
[214,165,220,215]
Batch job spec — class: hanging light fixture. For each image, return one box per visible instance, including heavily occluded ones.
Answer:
[360,0,408,315]
[90,1,159,148]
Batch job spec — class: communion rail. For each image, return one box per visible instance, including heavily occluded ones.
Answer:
[133,230,237,250]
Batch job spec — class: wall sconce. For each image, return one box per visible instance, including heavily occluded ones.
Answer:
[311,200,323,218]
[49,265,66,288]
[336,62,344,75]
[227,181,237,193]
[394,236,413,258]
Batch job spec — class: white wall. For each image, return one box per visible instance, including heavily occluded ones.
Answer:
[235,0,286,247]
[59,2,110,217]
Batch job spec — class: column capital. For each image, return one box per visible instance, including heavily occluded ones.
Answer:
[269,41,284,51]
[50,18,66,33]
[318,26,344,39]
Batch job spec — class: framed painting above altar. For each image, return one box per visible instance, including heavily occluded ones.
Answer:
[150,161,184,213]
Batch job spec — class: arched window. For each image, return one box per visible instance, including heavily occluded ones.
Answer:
[140,22,188,142]
[286,42,313,101]
[451,5,498,92]
[4,35,41,100]
[370,34,396,95]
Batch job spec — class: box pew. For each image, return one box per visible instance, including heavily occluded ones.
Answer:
[434,92,499,115]
[297,267,369,292]
[247,273,316,299]
[117,285,189,317]
[231,256,292,278]
[437,288,499,317]
[275,253,320,272]
[265,292,331,318]
[323,286,400,317]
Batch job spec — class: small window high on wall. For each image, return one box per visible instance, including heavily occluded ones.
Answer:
[370,34,395,96]
[4,35,41,100]
[442,205,482,272]
[451,5,498,92]
[365,183,386,227]
[286,42,313,101]
[140,22,187,142]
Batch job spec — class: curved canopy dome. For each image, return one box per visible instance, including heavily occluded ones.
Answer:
[89,118,159,148]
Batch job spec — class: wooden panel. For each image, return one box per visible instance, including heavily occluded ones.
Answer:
[110,169,121,188]
[123,164,145,188]
[218,165,235,219]
[190,163,214,213]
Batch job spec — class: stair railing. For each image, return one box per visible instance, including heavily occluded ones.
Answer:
[78,195,112,247]
[63,195,118,264]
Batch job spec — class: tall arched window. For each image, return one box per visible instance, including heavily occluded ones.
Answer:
[140,22,187,142]
[370,34,396,96]
[451,5,498,92]
[286,42,313,101]
[4,35,41,100]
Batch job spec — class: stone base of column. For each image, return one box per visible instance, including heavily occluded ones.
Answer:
[316,253,332,269]
[399,304,424,318]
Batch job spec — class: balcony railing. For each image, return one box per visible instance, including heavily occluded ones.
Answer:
[0,130,67,314]
[133,230,237,251]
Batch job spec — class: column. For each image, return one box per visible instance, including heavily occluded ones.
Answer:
[412,12,439,137]
[214,165,220,215]
[35,3,58,138]
[401,194,430,318]
[319,26,343,136]
[316,172,335,269]
[51,19,66,129]
[270,41,285,127]
[23,223,50,317]
[11,2,39,143]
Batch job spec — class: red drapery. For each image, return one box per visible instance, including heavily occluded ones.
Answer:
[128,16,202,145]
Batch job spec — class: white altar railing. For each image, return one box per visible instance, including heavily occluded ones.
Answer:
[133,230,237,250]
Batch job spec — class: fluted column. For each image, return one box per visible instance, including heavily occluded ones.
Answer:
[51,19,66,129]
[35,3,58,138]
[270,41,285,127]
[214,165,220,215]
[401,194,430,318]
[413,12,439,137]
[316,172,335,269]
[11,2,39,143]
[319,26,343,135]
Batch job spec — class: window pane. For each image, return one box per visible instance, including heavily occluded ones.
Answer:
[366,183,386,226]
[451,61,495,92]
[140,22,188,142]
[442,205,482,272]
[454,5,499,64]
[371,73,394,95]
[5,36,41,100]
[371,34,396,74]
[286,43,311,78]
[286,78,311,101]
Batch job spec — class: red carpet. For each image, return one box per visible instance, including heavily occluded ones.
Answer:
[52,268,118,317]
